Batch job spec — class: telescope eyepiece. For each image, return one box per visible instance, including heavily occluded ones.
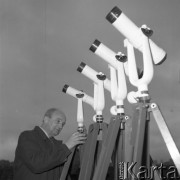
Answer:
[96,73,106,80]
[115,53,127,63]
[141,25,153,37]
[89,39,101,53]
[76,93,84,98]
[77,62,86,73]
[106,6,122,24]
[62,84,69,93]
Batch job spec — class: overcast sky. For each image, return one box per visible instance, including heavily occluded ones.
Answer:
[0,0,180,162]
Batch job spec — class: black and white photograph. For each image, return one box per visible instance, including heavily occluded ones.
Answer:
[0,0,180,179]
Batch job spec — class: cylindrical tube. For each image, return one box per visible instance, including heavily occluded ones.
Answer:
[95,75,105,115]
[106,6,167,65]
[90,39,118,68]
[62,85,94,107]
[109,65,117,101]
[90,40,127,103]
[77,62,111,92]
[77,98,84,128]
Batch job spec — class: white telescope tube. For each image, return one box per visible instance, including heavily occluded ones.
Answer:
[124,27,154,103]
[89,40,127,77]
[117,61,127,104]
[93,73,106,122]
[77,62,111,92]
[96,74,105,115]
[93,82,98,112]
[62,84,94,108]
[106,6,167,65]
[124,39,139,88]
[109,63,127,115]
[90,39,119,69]
[109,65,126,115]
[76,93,84,132]
[90,40,127,115]
[109,65,117,102]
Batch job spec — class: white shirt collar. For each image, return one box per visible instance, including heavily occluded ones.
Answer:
[39,126,49,138]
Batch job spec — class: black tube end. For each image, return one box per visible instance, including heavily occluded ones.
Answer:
[62,84,69,93]
[89,39,101,53]
[106,6,122,24]
[77,62,86,73]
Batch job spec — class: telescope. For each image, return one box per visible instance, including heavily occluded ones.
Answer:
[76,93,84,133]
[124,26,154,104]
[77,62,111,92]
[106,6,167,65]
[93,72,106,122]
[62,85,86,133]
[62,84,94,108]
[77,62,124,115]
[62,83,105,123]
[90,40,127,114]
[89,39,127,70]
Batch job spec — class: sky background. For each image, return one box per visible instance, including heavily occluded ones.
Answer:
[0,0,180,162]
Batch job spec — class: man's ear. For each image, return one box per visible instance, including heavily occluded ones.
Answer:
[44,116,49,124]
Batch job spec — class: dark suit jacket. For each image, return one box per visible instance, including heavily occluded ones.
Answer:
[13,126,72,180]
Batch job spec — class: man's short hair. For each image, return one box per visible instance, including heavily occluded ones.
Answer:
[44,108,60,119]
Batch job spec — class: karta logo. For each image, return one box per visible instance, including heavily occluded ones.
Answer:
[119,162,180,179]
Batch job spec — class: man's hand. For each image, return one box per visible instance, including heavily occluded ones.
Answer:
[64,132,87,150]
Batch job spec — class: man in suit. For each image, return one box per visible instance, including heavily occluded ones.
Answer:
[13,108,86,180]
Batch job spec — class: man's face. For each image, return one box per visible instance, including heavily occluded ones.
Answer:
[48,111,66,137]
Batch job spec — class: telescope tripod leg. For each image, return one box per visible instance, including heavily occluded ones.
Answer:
[127,107,140,165]
[93,123,108,166]
[113,130,120,180]
[60,147,76,180]
[150,156,162,180]
[114,122,126,180]
[78,123,100,180]
[132,104,150,179]
[151,103,180,175]
[140,110,150,171]
[130,105,165,180]
[92,115,123,180]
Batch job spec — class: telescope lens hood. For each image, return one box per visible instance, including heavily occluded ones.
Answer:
[62,84,69,93]
[77,62,86,73]
[106,6,122,24]
[89,39,101,53]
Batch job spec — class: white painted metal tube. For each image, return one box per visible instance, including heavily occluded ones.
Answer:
[93,74,105,122]
[77,62,111,92]
[124,39,139,87]
[90,39,118,69]
[124,35,154,92]
[93,82,98,112]
[77,98,84,128]
[117,61,127,103]
[90,40,127,114]
[106,6,167,65]
[95,74,105,115]
[89,40,127,101]
[62,85,94,108]
[109,65,117,102]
